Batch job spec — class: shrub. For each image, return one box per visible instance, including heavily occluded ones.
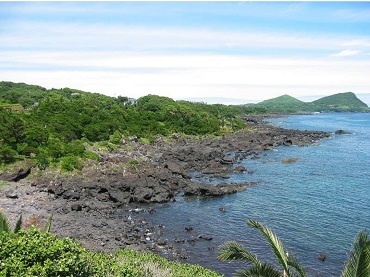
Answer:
[60,155,83,172]
[0,228,92,276]
[139,137,151,145]
[125,158,140,168]
[83,150,100,161]
[109,130,123,145]
[0,220,222,277]
[34,151,50,170]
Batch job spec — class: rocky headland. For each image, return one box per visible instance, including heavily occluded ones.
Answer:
[0,117,330,261]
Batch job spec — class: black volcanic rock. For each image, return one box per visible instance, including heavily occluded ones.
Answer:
[335,129,351,135]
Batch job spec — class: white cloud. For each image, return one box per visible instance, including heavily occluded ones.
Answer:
[332,50,361,57]
[1,51,369,102]
[0,22,360,54]
[1,12,370,103]
[342,39,370,47]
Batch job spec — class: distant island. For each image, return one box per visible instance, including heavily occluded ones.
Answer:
[251,92,369,113]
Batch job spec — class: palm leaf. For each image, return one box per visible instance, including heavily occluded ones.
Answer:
[247,220,291,276]
[235,263,282,277]
[287,254,307,277]
[219,241,261,266]
[0,211,10,233]
[13,214,22,233]
[341,230,370,277]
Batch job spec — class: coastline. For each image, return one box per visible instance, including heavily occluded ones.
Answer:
[0,116,331,268]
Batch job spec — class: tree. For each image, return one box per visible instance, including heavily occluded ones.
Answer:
[220,220,370,277]
[0,109,26,148]
[219,220,306,277]
[341,230,370,277]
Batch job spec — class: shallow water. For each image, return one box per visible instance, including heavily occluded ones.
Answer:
[142,113,370,276]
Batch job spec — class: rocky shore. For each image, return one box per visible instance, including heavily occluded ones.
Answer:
[0,117,330,263]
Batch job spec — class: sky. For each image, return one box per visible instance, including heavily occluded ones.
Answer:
[1,1,370,105]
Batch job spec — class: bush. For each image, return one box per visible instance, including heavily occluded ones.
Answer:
[0,228,92,276]
[0,229,222,277]
[109,130,123,145]
[34,151,50,170]
[139,137,151,145]
[83,150,100,161]
[60,155,83,172]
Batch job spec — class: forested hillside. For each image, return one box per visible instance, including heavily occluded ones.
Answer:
[0,81,260,169]
[2,81,367,170]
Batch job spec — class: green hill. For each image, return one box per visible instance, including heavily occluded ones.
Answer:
[258,94,304,105]
[254,94,309,113]
[312,92,368,111]
[254,92,368,113]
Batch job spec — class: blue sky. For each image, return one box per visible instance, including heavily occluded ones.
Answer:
[1,2,370,104]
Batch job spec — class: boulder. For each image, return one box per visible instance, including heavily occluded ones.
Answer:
[283,139,293,146]
[0,163,32,182]
[201,160,228,175]
[198,234,213,241]
[184,182,255,197]
[335,129,351,135]
[220,156,234,165]
[130,185,174,204]
[318,253,326,262]
[164,162,190,179]
[232,166,246,173]
[5,192,18,199]
[71,203,82,211]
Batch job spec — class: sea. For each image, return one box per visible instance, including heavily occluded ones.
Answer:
[141,113,370,277]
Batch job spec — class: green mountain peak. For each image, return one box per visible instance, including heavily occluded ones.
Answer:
[258,94,303,105]
[312,92,368,108]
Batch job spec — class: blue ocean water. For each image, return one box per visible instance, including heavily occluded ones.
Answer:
[143,113,370,276]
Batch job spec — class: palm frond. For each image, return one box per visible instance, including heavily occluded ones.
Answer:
[219,241,261,266]
[235,263,282,277]
[0,211,10,233]
[247,220,291,276]
[287,254,307,277]
[13,214,22,233]
[341,230,370,277]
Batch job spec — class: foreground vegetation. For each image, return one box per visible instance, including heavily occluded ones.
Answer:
[1,211,369,276]
[0,212,221,276]
[219,220,370,277]
[0,229,221,277]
